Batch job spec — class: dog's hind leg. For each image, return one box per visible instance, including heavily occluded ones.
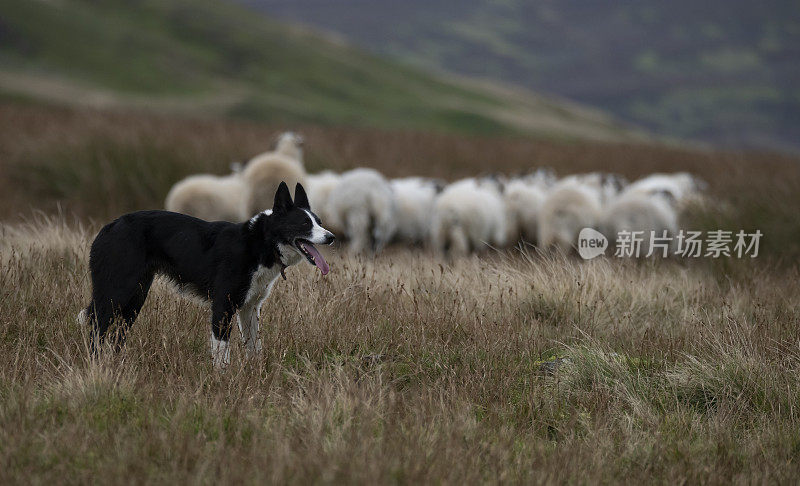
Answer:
[88,270,153,355]
[210,300,235,368]
[88,228,150,354]
[88,300,116,356]
[111,275,154,352]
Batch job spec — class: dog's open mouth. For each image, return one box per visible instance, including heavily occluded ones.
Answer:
[295,239,329,275]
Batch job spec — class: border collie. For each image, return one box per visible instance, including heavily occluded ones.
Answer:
[79,182,334,367]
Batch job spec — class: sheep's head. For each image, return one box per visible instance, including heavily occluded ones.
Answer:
[602,173,629,192]
[274,132,305,160]
[668,172,708,197]
[429,178,447,194]
[526,167,556,188]
[479,173,507,193]
[684,173,708,192]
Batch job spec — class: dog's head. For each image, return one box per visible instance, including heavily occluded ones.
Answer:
[267,182,335,275]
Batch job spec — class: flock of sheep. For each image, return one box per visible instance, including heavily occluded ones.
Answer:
[166,132,707,256]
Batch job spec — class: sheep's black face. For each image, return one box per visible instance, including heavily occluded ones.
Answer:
[269,182,334,274]
[430,178,447,194]
[603,173,629,192]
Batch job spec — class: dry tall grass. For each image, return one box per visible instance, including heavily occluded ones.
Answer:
[2,101,800,483]
[1,216,799,483]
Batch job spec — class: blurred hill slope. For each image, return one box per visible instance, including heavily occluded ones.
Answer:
[0,0,645,141]
[244,0,800,151]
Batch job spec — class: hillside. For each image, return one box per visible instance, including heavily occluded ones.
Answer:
[0,0,644,141]
[244,0,800,151]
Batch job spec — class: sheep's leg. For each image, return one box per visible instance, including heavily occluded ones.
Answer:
[430,217,446,255]
[537,220,554,249]
[492,220,509,249]
[346,209,370,254]
[371,206,395,254]
[449,225,470,256]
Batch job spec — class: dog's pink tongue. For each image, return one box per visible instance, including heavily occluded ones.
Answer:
[304,243,329,275]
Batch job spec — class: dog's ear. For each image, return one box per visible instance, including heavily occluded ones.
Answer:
[273,181,293,213]
[294,183,310,210]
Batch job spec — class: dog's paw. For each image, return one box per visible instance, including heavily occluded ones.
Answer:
[210,334,231,369]
[243,338,262,359]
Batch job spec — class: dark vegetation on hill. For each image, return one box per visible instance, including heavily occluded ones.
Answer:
[247,0,800,152]
[0,0,640,141]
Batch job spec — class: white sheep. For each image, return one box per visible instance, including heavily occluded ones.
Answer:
[240,132,307,218]
[503,177,548,245]
[326,168,397,254]
[430,178,507,256]
[164,170,246,222]
[164,132,306,221]
[622,172,706,207]
[602,191,678,256]
[557,172,627,207]
[390,177,443,245]
[537,177,603,252]
[599,173,629,205]
[500,168,555,245]
[305,170,342,234]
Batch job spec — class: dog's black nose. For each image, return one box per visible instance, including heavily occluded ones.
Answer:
[326,233,335,245]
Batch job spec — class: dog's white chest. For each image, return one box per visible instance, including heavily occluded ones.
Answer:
[244,265,280,306]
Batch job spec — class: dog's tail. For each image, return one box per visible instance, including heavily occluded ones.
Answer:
[76,305,93,326]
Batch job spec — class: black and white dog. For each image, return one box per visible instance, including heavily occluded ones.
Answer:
[79,182,334,366]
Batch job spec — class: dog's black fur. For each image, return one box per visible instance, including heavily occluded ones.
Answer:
[82,182,333,354]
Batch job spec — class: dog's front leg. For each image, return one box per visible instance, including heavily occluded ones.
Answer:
[237,304,261,358]
[255,278,278,321]
[238,275,279,358]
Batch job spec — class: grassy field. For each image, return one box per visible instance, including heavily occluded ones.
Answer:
[1,101,800,482]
